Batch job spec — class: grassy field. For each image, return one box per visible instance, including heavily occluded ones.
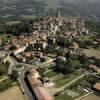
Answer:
[0,76,4,79]
[83,49,100,59]
[54,73,80,88]
[43,70,58,78]
[0,78,15,92]
[0,86,25,100]
[0,34,12,41]
[81,93,100,100]
[55,93,73,100]
[80,34,94,42]
[0,63,9,75]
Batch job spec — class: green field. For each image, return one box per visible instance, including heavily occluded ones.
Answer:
[80,34,94,42]
[0,63,9,75]
[43,70,82,88]
[54,73,79,88]
[42,70,58,78]
[0,78,14,92]
[0,34,12,41]
[55,93,73,100]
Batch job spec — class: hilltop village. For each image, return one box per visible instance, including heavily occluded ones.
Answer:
[0,15,100,100]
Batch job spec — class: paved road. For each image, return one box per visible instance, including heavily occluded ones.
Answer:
[19,70,34,100]
[4,53,55,100]
[4,53,18,74]
[4,54,34,100]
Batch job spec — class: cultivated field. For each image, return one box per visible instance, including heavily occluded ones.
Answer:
[0,86,25,100]
[83,49,100,59]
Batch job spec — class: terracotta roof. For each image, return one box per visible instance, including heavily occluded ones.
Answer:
[27,74,42,88]
[33,87,54,100]
[29,68,38,75]
[94,83,100,91]
[89,64,100,73]
[27,68,54,100]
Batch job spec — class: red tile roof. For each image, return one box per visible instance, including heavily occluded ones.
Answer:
[33,87,54,100]
[94,83,100,91]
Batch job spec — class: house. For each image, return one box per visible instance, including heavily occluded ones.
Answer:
[27,68,54,100]
[33,87,54,100]
[89,64,100,73]
[93,83,100,92]
[29,68,40,79]
[14,44,28,55]
[39,33,47,41]
[25,52,33,58]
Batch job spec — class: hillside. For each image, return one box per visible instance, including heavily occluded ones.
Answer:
[0,0,100,19]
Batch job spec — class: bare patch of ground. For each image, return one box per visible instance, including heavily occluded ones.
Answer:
[0,86,25,100]
[83,49,100,59]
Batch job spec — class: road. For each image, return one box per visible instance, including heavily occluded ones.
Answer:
[18,70,34,100]
[4,54,34,100]
[4,53,18,74]
[4,53,55,100]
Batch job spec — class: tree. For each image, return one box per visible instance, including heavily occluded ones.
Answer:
[79,54,90,67]
[9,45,17,50]
[95,59,100,67]
[55,58,73,74]
[10,70,18,81]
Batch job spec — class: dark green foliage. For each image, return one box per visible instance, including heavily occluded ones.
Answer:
[0,63,9,76]
[85,21,100,33]
[0,79,13,92]
[10,70,18,81]
[0,21,33,36]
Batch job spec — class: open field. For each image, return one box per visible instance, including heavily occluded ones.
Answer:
[43,70,58,78]
[83,49,100,59]
[0,34,12,41]
[54,73,80,88]
[0,86,25,100]
[81,93,100,100]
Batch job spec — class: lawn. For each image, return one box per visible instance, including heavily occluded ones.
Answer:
[0,78,14,92]
[55,93,73,100]
[80,34,94,42]
[43,70,58,78]
[0,63,9,75]
[54,73,79,88]
[81,93,100,100]
[0,34,12,41]
[55,88,85,100]
[0,76,3,79]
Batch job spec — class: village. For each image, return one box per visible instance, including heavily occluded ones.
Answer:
[0,14,100,100]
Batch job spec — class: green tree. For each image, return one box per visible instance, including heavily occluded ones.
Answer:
[10,70,18,81]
